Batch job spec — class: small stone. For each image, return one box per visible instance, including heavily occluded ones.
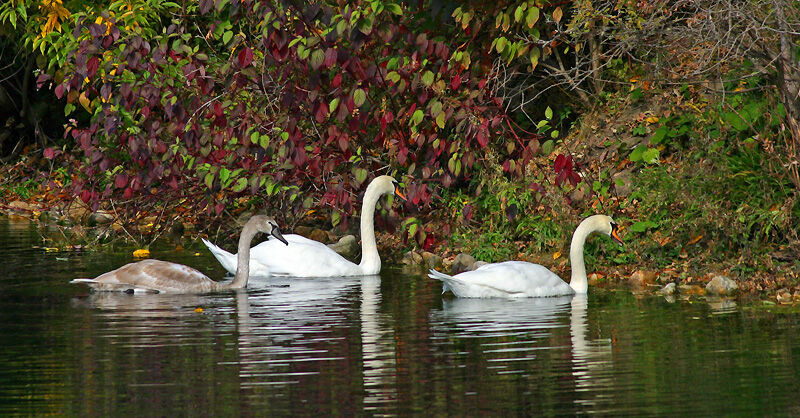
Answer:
[67,198,90,222]
[294,226,314,237]
[88,211,114,225]
[629,270,657,287]
[612,169,634,197]
[468,260,488,271]
[776,289,792,304]
[705,274,738,295]
[657,282,676,295]
[327,235,359,259]
[452,253,476,274]
[678,284,706,295]
[421,251,443,269]
[9,200,34,212]
[401,251,423,266]
[308,228,328,243]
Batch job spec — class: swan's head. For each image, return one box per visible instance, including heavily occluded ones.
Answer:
[584,214,623,245]
[368,175,407,202]
[248,215,289,245]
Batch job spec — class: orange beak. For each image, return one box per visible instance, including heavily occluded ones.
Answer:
[611,227,624,246]
[394,186,407,202]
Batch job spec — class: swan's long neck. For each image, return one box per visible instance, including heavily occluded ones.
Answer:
[226,221,258,289]
[568,219,594,294]
[358,185,381,274]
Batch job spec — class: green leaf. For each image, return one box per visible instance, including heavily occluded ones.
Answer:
[496,37,507,53]
[353,88,366,107]
[331,211,341,227]
[545,106,553,120]
[541,139,554,155]
[329,97,340,113]
[529,47,540,68]
[222,31,233,44]
[260,134,269,148]
[514,5,523,22]
[310,49,324,70]
[204,173,215,189]
[526,7,539,27]
[436,112,446,129]
[411,109,424,126]
[385,3,402,15]
[631,220,657,233]
[430,100,442,117]
[219,167,231,184]
[550,129,559,138]
[422,70,434,87]
[650,126,669,144]
[386,71,400,83]
[336,19,347,35]
[642,148,660,164]
[354,167,368,184]
[629,144,647,162]
[231,177,248,192]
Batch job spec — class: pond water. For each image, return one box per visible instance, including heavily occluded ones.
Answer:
[1,218,800,415]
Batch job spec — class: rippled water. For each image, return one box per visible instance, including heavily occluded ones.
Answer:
[1,218,800,415]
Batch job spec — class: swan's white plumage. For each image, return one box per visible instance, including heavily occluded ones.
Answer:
[203,235,363,277]
[204,175,404,277]
[429,261,574,298]
[429,215,622,298]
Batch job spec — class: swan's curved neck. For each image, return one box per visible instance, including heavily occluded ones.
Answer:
[568,220,595,294]
[227,221,258,289]
[358,186,382,274]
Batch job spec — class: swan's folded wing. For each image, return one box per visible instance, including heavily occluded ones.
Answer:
[249,235,360,277]
[454,261,573,297]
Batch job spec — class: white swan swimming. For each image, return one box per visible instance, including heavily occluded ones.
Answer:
[70,216,288,293]
[428,215,623,298]
[203,175,406,277]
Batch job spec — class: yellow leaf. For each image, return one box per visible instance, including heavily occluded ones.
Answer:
[44,247,60,252]
[553,251,561,259]
[133,248,150,258]
[646,116,659,124]
[553,7,563,23]
[78,92,91,111]
[194,307,203,313]
[687,235,703,245]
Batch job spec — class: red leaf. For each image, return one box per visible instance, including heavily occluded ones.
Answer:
[123,187,133,199]
[114,173,128,189]
[315,102,329,123]
[215,203,224,215]
[554,154,566,172]
[332,73,342,88]
[324,48,337,68]
[80,189,92,204]
[478,79,486,89]
[237,47,254,68]
[451,74,461,90]
[43,148,55,159]
[36,73,51,89]
[476,130,488,148]
[214,102,223,117]
[54,84,65,99]
[87,57,100,78]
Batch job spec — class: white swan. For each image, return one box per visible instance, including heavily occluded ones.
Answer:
[428,215,623,298]
[203,175,406,277]
[70,216,288,293]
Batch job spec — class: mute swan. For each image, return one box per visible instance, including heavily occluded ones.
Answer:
[203,175,406,277]
[428,215,623,298]
[70,216,288,293]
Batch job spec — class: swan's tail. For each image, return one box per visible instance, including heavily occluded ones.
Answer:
[428,269,453,294]
[201,238,237,275]
[70,278,95,284]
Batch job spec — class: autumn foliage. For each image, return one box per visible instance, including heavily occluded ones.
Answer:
[35,1,558,229]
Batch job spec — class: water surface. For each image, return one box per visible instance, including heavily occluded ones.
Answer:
[1,218,799,415]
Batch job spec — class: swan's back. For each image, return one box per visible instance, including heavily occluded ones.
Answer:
[248,235,363,277]
[430,261,574,298]
[72,259,217,293]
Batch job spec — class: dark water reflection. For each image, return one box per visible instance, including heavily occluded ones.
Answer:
[1,218,800,415]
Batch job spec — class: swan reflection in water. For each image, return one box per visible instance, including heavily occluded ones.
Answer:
[433,295,612,411]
